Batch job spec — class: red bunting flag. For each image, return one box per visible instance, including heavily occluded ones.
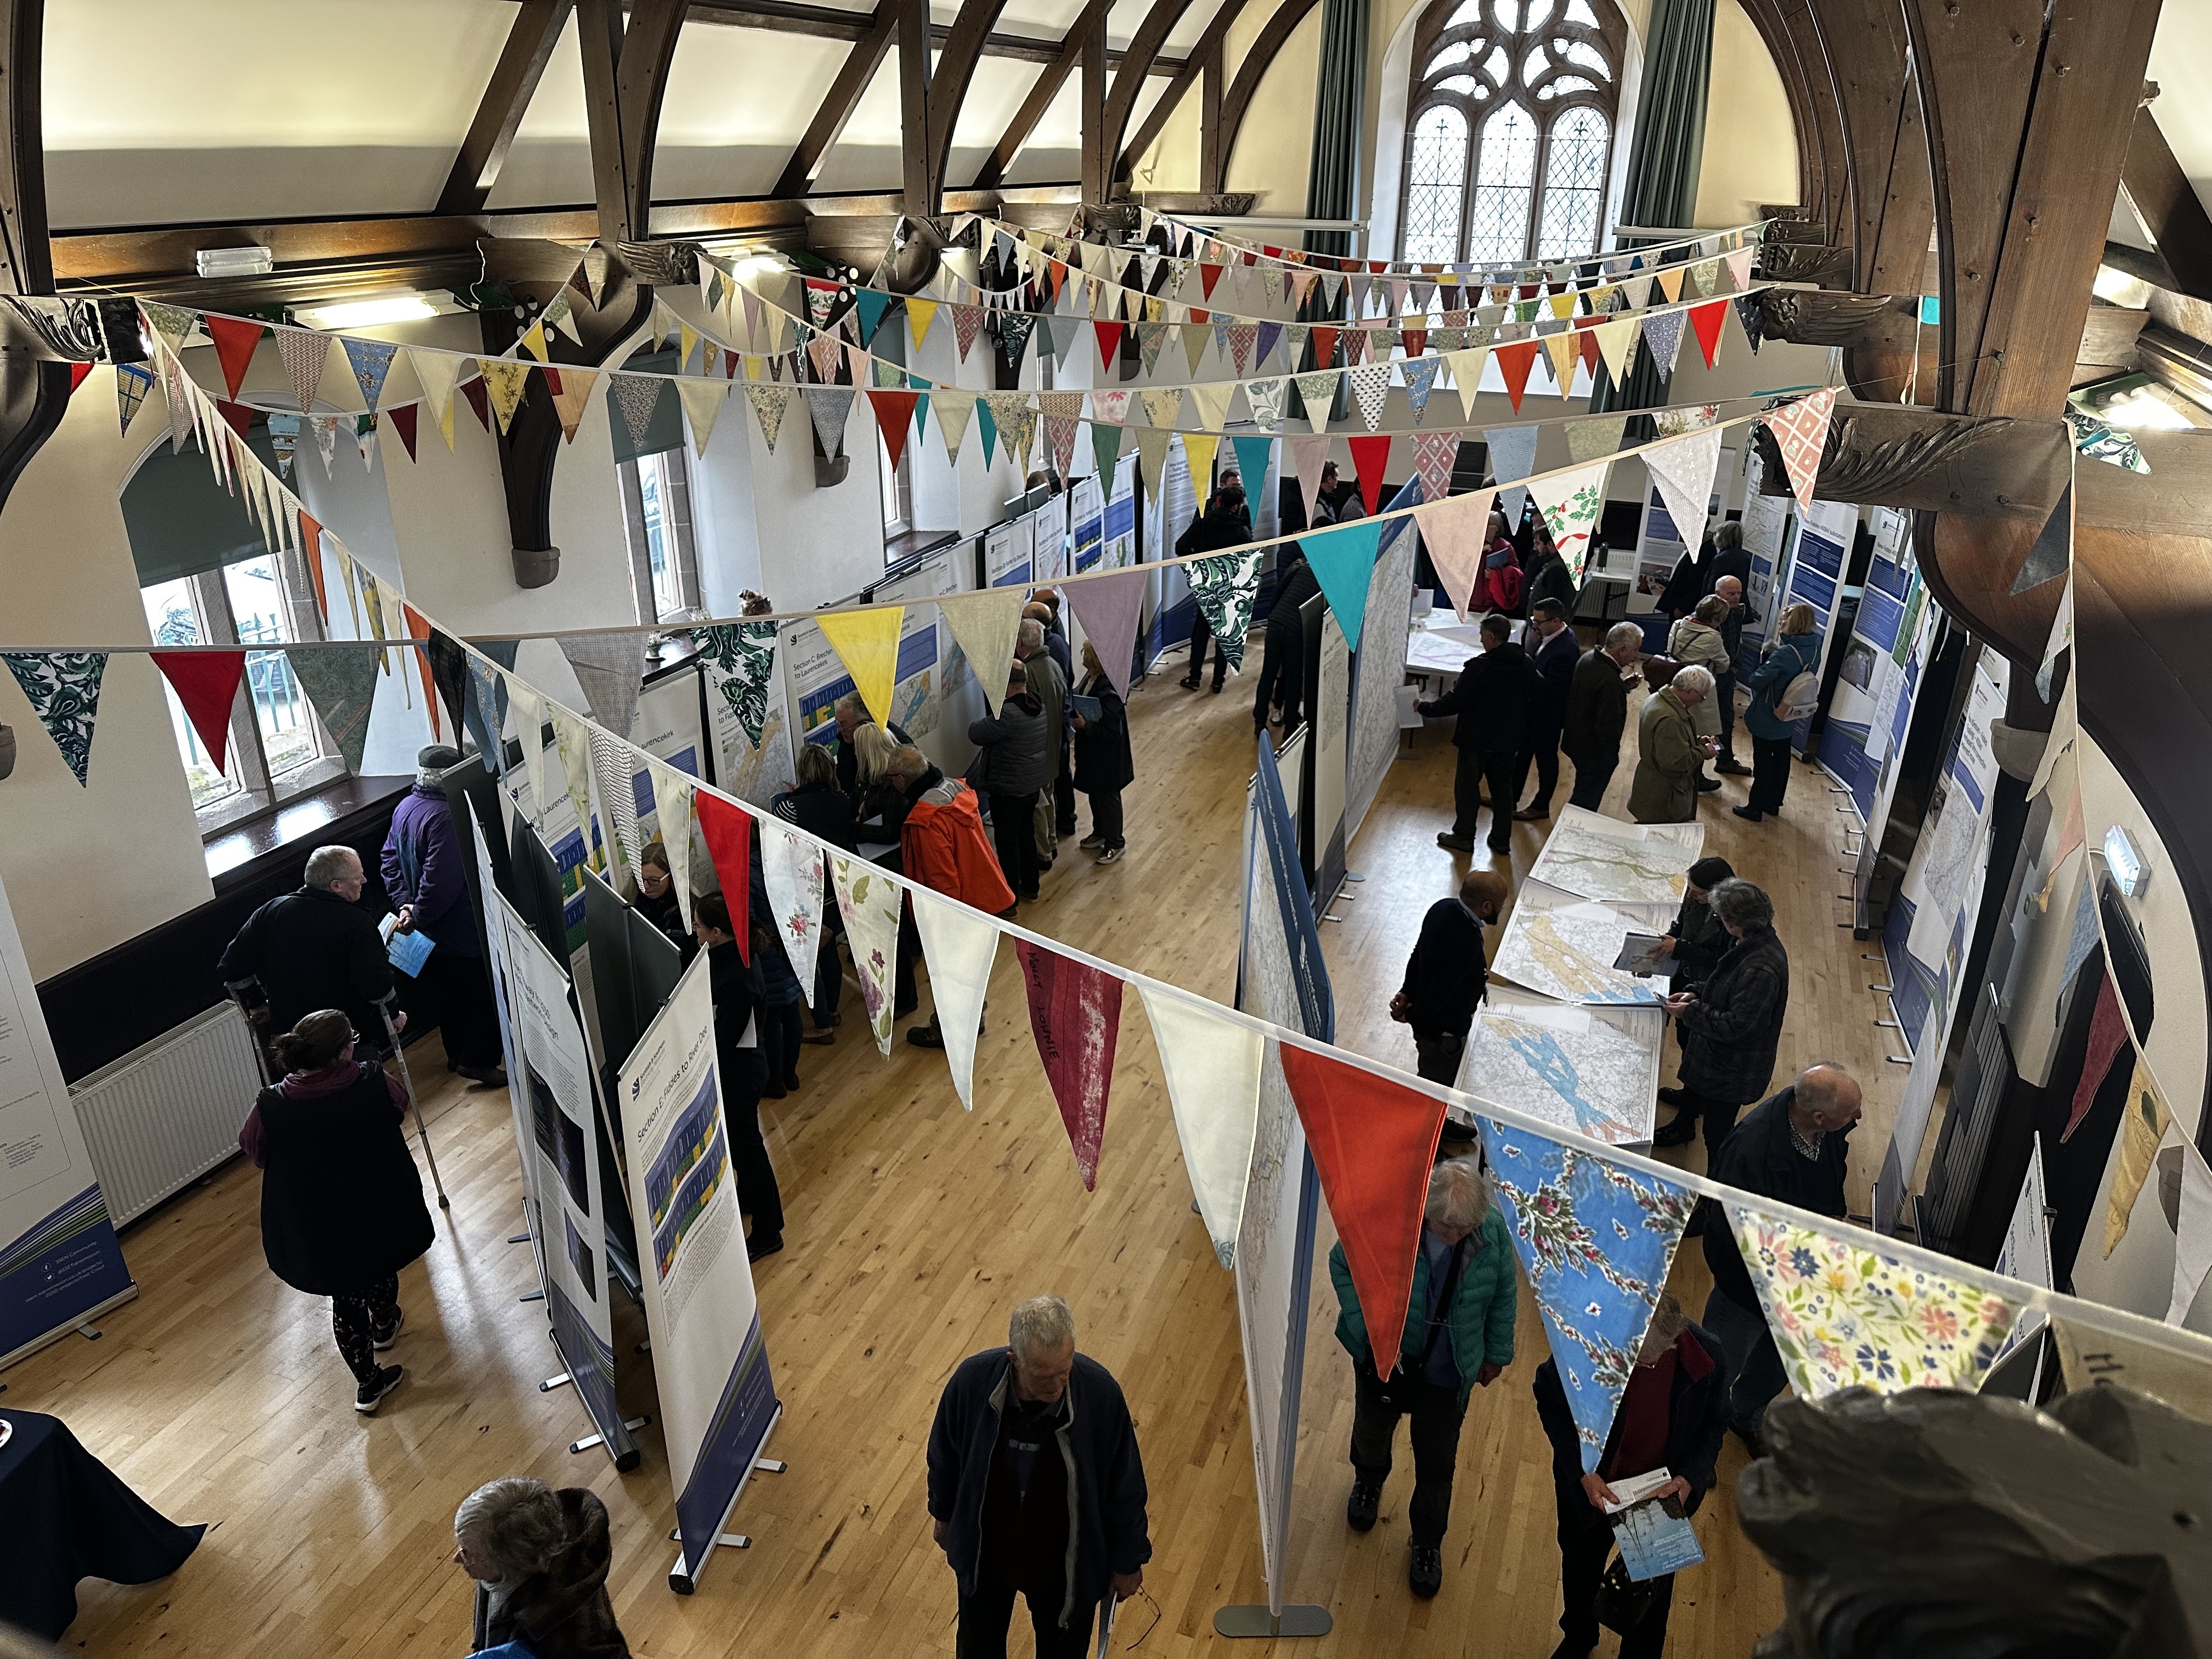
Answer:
[213,399,254,439]
[694,789,755,964]
[150,650,248,776]
[387,404,419,461]
[1311,326,1339,366]
[1277,1043,1447,1379]
[1346,435,1392,518]
[1013,939,1124,1190]
[867,390,919,471]
[1401,328,1427,359]
[461,376,491,431]
[69,361,93,392]
[399,604,442,740]
[1199,263,1224,299]
[1493,340,1540,412]
[1093,320,1124,372]
[1577,321,1602,377]
[1689,300,1727,369]
[205,315,265,400]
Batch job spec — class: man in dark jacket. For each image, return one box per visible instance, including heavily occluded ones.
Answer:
[1535,1294,1729,1659]
[1177,482,1251,691]
[1391,869,1510,1091]
[694,890,783,1261]
[1657,878,1789,1152]
[1512,599,1581,822]
[1709,572,1753,775]
[219,842,403,1056]
[1659,856,1734,1005]
[382,745,505,1085]
[927,1294,1150,1658]
[1701,520,1751,603]
[456,1477,631,1658]
[968,663,1052,903]
[832,692,911,799]
[1562,623,1645,812]
[1701,1065,1861,1450]
[1415,614,1544,856]
[1254,545,1322,737]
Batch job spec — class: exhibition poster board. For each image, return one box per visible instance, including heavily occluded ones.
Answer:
[618,953,782,1590]
[1068,472,1103,574]
[983,514,1033,588]
[1627,485,1687,617]
[1817,507,1915,816]
[0,870,135,1368]
[782,618,853,749]
[1311,612,1351,906]
[1774,496,1859,753]
[1345,528,1420,840]
[1734,447,1790,675]
[470,799,552,1304]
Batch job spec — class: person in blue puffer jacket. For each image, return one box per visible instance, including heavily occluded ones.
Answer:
[1734,602,1821,823]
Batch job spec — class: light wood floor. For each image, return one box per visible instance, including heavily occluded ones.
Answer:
[8,641,1909,1657]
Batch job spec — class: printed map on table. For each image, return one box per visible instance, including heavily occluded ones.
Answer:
[1492,888,1666,1006]
[1527,807,1705,906]
[1461,1001,1661,1145]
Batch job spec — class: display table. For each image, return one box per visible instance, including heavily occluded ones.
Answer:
[0,1410,205,1639]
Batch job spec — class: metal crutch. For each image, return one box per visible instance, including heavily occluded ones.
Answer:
[379,997,452,1209]
[224,976,279,1087]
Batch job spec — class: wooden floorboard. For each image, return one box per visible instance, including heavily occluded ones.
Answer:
[8,645,1908,1656]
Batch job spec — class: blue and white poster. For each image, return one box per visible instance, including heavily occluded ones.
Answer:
[1774,496,1858,753]
[0,871,135,1367]
[618,951,781,1590]
[1734,447,1791,675]
[1818,507,1914,815]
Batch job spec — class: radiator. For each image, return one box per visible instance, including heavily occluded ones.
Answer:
[70,1002,266,1226]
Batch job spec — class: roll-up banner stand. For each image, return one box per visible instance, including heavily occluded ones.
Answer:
[0,870,136,1370]
[616,953,783,1593]
[1774,496,1859,756]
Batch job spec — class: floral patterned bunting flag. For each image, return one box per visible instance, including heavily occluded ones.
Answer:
[342,337,399,411]
[1479,1118,1697,1470]
[692,620,781,747]
[831,853,904,1056]
[1401,357,1443,424]
[287,643,386,774]
[1727,1206,2019,1399]
[1641,309,1686,380]
[1186,545,1265,671]
[761,818,827,994]
[278,329,332,411]
[3,652,108,786]
[1532,460,1611,584]
[1013,939,1124,1190]
[744,383,791,453]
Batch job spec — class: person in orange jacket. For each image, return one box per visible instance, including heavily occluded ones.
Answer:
[888,744,1015,1049]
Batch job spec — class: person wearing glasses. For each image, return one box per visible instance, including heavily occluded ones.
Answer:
[237,1008,434,1415]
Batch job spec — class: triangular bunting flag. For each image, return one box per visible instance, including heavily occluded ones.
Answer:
[648,761,696,932]
[676,378,727,458]
[744,383,792,452]
[116,362,155,435]
[760,819,826,992]
[278,329,330,411]
[1287,433,1331,527]
[1133,427,1172,499]
[831,853,904,1056]
[816,606,904,727]
[1295,370,1341,433]
[1062,568,1147,698]
[1187,380,1233,433]
[1303,520,1384,649]
[546,703,596,853]
[2,652,108,786]
[693,788,754,962]
[910,887,999,1109]
[1565,414,1626,464]
[935,389,974,464]
[906,296,939,348]
[610,374,664,452]
[1413,489,1489,618]
[558,631,647,739]
[1688,300,1728,369]
[1346,434,1392,517]
[1184,546,1264,671]
[387,404,419,461]
[1401,357,1443,424]
[866,389,918,470]
[1493,340,1539,411]
[287,642,384,774]
[803,386,856,455]
[2010,483,2074,594]
[1138,985,1262,1266]
[205,316,264,400]
[550,365,599,444]
[1348,364,1392,432]
[342,337,399,411]
[1181,432,1222,491]
[1231,433,1275,498]
[1759,387,1837,512]
[937,589,1028,717]
[1012,939,1124,1191]
[1644,426,1723,552]
[1410,429,1459,507]
[1640,309,1686,381]
[1532,461,1611,584]
[1245,378,1286,432]
[479,359,531,435]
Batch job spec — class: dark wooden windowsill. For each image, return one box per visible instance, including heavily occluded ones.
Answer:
[205,772,413,888]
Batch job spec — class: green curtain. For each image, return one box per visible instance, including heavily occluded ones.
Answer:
[123,425,287,589]
[1304,0,1369,262]
[1596,0,1716,420]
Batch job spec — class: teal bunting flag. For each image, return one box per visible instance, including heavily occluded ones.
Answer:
[1231,435,1275,496]
[1301,520,1384,651]
[976,397,1000,467]
[855,289,892,346]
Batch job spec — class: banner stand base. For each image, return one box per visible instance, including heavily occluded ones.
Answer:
[571,1414,648,1462]
[1212,1605,1331,1638]
[667,1413,786,1596]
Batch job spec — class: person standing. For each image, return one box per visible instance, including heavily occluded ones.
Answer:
[1513,597,1580,821]
[453,1477,630,1658]
[381,745,505,1085]
[1701,1065,1862,1452]
[1471,510,1524,616]
[1176,481,1251,692]
[967,662,1052,904]
[1070,642,1133,866]
[1562,623,1643,812]
[1031,593,1079,838]
[1390,870,1510,1089]
[1709,573,1752,776]
[1536,1293,1729,1659]
[1659,856,1735,1001]
[1666,596,1735,795]
[693,890,785,1262]
[1255,543,1322,737]
[1656,878,1790,1153]
[927,1295,1150,1658]
[1701,520,1751,602]
[238,1009,432,1414]
[1653,533,1708,623]
[832,693,910,802]
[221,843,403,1056]
[1334,1161,1516,1599]
[631,843,693,963]
[1627,665,1713,825]
[772,743,854,1043]
[1522,520,1578,618]
[892,744,1017,1048]
[1018,619,1070,872]
[1734,602,1821,823]
[1417,614,1545,856]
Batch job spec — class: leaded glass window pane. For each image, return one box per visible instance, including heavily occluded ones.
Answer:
[1468,101,1538,264]
[1403,104,1471,264]
[1535,105,1609,259]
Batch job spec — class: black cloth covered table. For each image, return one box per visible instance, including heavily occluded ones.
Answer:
[0,1410,205,1639]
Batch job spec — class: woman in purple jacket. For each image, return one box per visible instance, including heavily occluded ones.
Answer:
[381,744,505,1085]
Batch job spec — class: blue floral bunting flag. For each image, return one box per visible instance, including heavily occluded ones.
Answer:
[1401,357,1444,424]
[1479,1117,1699,1470]
[341,337,399,411]
[3,651,108,786]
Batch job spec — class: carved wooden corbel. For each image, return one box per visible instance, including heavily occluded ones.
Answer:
[1756,240,1855,289]
[1750,405,2068,521]
[1758,287,1917,349]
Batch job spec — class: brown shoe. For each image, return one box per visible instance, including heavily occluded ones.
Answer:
[1513,806,1547,821]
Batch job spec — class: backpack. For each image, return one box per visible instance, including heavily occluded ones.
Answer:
[1772,667,1820,723]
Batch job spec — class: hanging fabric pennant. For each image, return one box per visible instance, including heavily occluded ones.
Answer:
[1347,364,1392,432]
[1245,377,1286,433]
[2104,1054,2174,1257]
[1294,370,1341,433]
[115,362,155,435]
[1186,380,1234,435]
[340,337,399,411]
[586,729,644,882]
[1186,546,1265,671]
[1727,1205,2019,1398]
[1479,1118,1697,1471]
[1062,568,1147,698]
[1138,985,1262,1267]
[905,295,939,348]
[865,389,918,470]
[140,301,197,354]
[760,817,827,991]
[692,621,781,748]
[1276,1043,1446,1379]
[1227,321,1259,376]
[816,606,904,727]
[1565,415,1627,465]
[286,642,384,774]
[2,652,108,786]
[1132,322,1167,375]
[398,606,444,741]
[830,853,904,1056]
[1760,387,1838,512]
[1181,432,1222,492]
[1401,357,1443,424]
[465,652,510,777]
[1092,320,1125,373]
[1644,426,1723,552]
[744,383,792,453]
[1542,328,1582,395]
[277,329,330,411]
[1286,433,1331,527]
[1231,433,1276,498]
[150,649,249,776]
[952,304,985,360]
[1532,461,1612,584]
[545,702,597,854]
[909,886,998,1110]
[1012,939,1124,1191]
[1638,308,1686,382]
[610,373,666,454]
[983,392,1037,470]
[1132,428,1172,499]
[673,378,727,458]
[1443,348,1487,421]
[692,788,754,961]
[1688,300,1728,370]
[404,349,460,447]
[934,389,974,464]
[1303,519,1384,650]
[1138,386,1186,433]
[546,365,598,445]
[1412,489,1488,618]
[804,386,855,456]
[558,630,647,740]
[1345,435,1392,517]
[647,761,697,932]
[1493,340,1540,411]
[1086,418,1121,482]
[1410,429,1458,506]
[853,288,893,347]
[202,316,264,400]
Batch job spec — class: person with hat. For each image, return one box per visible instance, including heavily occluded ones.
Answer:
[381,744,505,1086]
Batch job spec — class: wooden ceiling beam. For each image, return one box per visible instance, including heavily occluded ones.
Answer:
[1099,0,1198,194]
[2123,100,2212,302]
[437,0,577,216]
[578,0,689,246]
[1217,0,1321,183]
[1119,0,1246,188]
[973,0,1114,193]
[926,0,1017,210]
[686,0,1183,71]
[772,0,899,199]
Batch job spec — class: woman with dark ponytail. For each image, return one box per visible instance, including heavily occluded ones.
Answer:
[239,1008,435,1413]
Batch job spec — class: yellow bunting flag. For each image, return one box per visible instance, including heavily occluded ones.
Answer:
[479,359,532,433]
[2104,1056,2174,1257]
[518,322,550,363]
[1543,330,1581,394]
[1180,432,1222,489]
[907,297,939,347]
[550,367,599,444]
[816,606,905,729]
[676,378,727,457]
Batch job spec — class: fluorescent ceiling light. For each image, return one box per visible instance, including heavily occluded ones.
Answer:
[297,295,438,329]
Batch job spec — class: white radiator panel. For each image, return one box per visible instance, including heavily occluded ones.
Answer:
[70,1002,265,1226]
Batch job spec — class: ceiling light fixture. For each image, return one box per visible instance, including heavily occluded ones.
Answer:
[295,295,441,330]
[196,244,275,278]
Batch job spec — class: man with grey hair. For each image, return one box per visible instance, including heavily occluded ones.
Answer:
[452,1476,628,1656]
[1564,622,1644,811]
[1018,617,1069,871]
[1628,663,1712,824]
[928,1294,1150,1656]
[219,842,403,1056]
[1709,571,1752,776]
[833,689,909,800]
[1331,1157,1516,1599]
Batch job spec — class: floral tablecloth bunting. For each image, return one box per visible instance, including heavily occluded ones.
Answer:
[831,854,903,1056]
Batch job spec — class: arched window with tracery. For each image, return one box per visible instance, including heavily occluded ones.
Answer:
[1398,0,1624,266]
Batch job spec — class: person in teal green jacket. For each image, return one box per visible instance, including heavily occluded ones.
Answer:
[1329,1158,1517,1601]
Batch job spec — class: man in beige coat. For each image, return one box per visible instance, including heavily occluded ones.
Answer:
[1629,665,1713,824]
